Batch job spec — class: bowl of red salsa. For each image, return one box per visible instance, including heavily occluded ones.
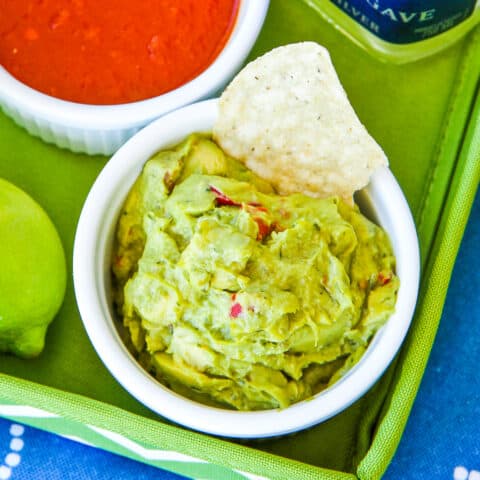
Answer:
[0,0,269,155]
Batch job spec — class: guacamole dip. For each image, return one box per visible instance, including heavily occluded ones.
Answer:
[112,134,399,411]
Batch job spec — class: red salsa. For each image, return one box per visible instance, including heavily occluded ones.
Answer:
[0,0,238,104]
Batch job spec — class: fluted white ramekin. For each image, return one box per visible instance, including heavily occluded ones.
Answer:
[0,0,269,156]
[73,98,420,439]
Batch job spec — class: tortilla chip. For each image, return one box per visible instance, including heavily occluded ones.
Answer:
[213,42,388,199]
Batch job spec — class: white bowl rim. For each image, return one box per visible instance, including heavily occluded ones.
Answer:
[73,98,420,438]
[0,0,269,129]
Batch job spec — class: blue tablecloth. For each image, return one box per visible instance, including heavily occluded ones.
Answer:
[1,189,479,480]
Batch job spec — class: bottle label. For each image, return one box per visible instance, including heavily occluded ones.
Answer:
[330,0,476,44]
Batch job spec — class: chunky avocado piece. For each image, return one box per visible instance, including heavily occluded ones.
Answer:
[112,135,399,410]
[0,178,66,358]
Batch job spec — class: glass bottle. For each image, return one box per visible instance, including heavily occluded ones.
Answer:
[306,0,480,63]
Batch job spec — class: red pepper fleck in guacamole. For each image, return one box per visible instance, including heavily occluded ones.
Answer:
[0,0,238,104]
[112,135,399,411]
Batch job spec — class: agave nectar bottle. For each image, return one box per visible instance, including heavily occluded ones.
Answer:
[306,0,480,63]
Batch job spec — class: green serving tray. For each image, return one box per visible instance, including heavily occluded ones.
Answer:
[1,1,479,479]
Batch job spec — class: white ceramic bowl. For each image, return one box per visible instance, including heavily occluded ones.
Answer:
[73,98,420,438]
[0,1,269,156]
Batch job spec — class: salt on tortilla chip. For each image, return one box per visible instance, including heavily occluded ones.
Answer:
[213,42,388,200]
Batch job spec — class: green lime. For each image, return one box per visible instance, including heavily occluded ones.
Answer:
[0,178,66,358]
